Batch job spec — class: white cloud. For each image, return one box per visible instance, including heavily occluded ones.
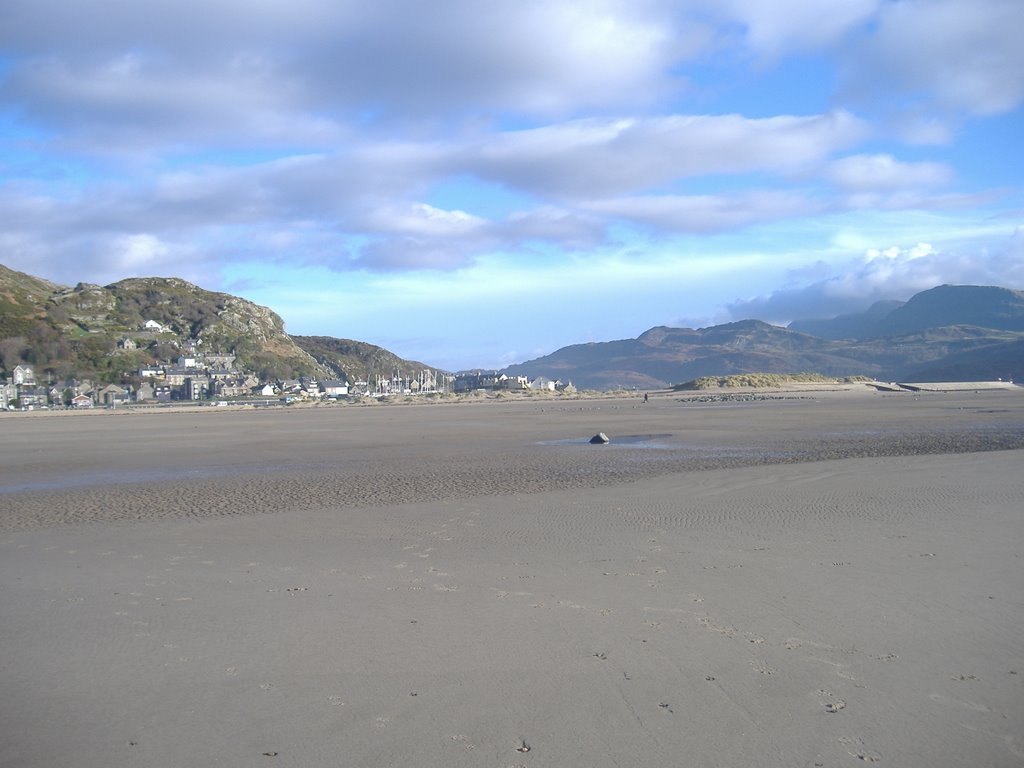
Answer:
[584,191,819,233]
[110,233,171,272]
[355,203,486,238]
[0,107,877,279]
[711,0,880,56]
[842,0,1024,118]
[468,112,868,199]
[826,154,952,191]
[0,0,694,154]
[728,231,1024,323]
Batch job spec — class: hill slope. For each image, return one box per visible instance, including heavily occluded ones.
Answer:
[291,336,437,384]
[0,264,64,338]
[0,266,435,385]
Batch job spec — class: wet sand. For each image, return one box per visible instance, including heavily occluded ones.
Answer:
[1,388,1023,766]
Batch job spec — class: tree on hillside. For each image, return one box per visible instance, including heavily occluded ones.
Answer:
[0,336,27,372]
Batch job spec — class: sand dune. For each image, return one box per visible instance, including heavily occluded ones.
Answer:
[1,389,1022,766]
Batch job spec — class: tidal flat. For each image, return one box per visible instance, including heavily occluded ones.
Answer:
[1,388,1022,766]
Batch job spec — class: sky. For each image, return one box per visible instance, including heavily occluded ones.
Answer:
[1,0,1023,371]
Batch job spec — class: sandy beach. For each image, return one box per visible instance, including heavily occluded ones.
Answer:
[1,387,1023,767]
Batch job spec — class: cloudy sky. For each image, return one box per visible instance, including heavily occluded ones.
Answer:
[2,0,1023,370]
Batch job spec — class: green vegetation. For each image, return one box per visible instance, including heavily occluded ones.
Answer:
[675,372,871,390]
[0,271,323,382]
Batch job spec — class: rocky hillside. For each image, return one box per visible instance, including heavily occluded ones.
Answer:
[0,265,434,384]
[292,336,436,384]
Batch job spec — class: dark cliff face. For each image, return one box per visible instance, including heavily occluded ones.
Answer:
[790,286,1024,340]
[882,285,1024,336]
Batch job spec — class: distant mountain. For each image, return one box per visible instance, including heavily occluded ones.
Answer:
[884,285,1024,336]
[789,285,1024,339]
[504,286,1024,389]
[0,265,436,384]
[789,299,904,340]
[504,320,865,390]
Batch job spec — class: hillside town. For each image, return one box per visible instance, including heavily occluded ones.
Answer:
[1,325,574,410]
[1,361,575,410]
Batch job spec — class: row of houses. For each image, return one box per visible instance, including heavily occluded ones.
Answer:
[4,355,574,411]
[453,372,574,393]
[1,367,129,410]
[1,363,353,409]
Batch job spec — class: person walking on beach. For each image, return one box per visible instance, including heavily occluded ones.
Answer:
[643,392,648,403]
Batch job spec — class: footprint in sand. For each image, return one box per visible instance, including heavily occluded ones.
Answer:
[450,734,475,750]
[854,750,881,762]
[839,737,880,762]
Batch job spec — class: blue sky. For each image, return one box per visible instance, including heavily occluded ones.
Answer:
[1,0,1022,371]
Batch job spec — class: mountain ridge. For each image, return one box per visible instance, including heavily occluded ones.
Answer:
[789,285,1024,339]
[504,285,1024,389]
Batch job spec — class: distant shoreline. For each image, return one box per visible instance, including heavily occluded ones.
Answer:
[2,379,1018,420]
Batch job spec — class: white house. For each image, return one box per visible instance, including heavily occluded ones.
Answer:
[321,380,349,397]
[143,319,164,332]
[12,365,35,386]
